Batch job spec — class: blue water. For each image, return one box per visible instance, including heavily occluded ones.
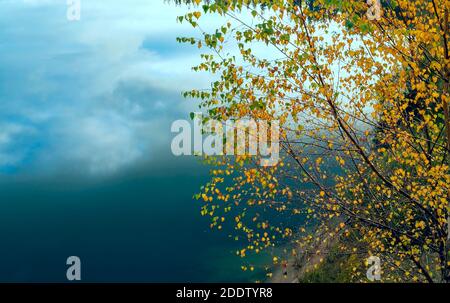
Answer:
[0,1,271,283]
[0,157,265,282]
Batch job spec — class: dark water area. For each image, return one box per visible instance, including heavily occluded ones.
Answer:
[0,158,266,282]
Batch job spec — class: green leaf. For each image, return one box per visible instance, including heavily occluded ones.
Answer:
[345,19,354,29]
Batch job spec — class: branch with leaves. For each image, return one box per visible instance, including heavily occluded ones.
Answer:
[175,0,450,282]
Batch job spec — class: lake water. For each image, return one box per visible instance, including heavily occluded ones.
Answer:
[0,157,266,282]
[0,0,273,283]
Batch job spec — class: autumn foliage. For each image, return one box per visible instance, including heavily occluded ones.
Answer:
[177,0,450,282]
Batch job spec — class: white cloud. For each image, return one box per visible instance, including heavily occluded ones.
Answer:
[0,0,271,176]
[65,114,144,174]
[0,123,36,167]
[0,0,207,175]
